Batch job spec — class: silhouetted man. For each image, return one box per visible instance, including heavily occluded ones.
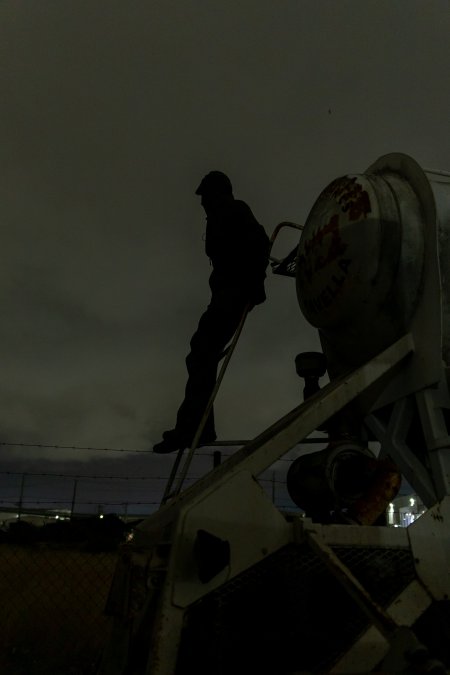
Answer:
[153,171,270,453]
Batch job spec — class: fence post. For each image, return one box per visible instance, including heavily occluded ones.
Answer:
[18,473,26,520]
[70,479,78,519]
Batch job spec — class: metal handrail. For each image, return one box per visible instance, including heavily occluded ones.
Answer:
[269,221,303,257]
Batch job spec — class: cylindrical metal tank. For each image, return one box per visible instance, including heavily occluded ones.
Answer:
[296,154,450,379]
[286,442,375,516]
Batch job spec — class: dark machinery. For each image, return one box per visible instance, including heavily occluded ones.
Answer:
[99,154,450,674]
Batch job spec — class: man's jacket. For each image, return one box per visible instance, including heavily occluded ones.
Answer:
[205,199,270,305]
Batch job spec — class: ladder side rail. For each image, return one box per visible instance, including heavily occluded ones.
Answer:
[160,448,185,505]
[169,303,250,499]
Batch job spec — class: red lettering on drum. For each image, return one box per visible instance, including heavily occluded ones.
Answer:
[324,176,371,221]
[299,214,347,282]
[302,258,352,315]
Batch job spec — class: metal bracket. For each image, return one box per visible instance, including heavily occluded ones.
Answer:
[415,383,450,499]
[365,397,438,507]
[366,370,450,506]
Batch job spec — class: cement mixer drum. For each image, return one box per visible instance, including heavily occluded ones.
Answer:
[296,154,450,376]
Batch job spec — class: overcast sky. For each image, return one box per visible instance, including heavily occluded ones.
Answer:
[1,1,449,510]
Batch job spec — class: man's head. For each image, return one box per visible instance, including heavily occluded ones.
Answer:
[195,171,233,213]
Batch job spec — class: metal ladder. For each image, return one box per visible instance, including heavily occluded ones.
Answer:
[160,221,303,506]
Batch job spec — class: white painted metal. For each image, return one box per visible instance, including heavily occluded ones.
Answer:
[319,520,409,548]
[145,585,184,675]
[171,471,291,608]
[416,384,450,499]
[408,496,450,601]
[431,171,450,368]
[144,473,291,674]
[365,369,450,507]
[365,397,438,507]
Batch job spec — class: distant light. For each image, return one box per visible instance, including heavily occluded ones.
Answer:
[389,503,394,512]
[55,515,59,520]
[410,498,415,506]
[99,514,104,519]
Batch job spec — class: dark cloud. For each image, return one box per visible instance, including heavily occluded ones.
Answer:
[0,1,449,509]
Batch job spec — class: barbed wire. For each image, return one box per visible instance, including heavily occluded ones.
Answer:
[0,441,152,454]
[0,470,180,481]
[0,438,326,457]
[0,498,295,509]
[0,469,289,484]
[0,498,160,506]
[0,441,251,454]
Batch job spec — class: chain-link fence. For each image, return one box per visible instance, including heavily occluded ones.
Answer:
[0,543,117,675]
